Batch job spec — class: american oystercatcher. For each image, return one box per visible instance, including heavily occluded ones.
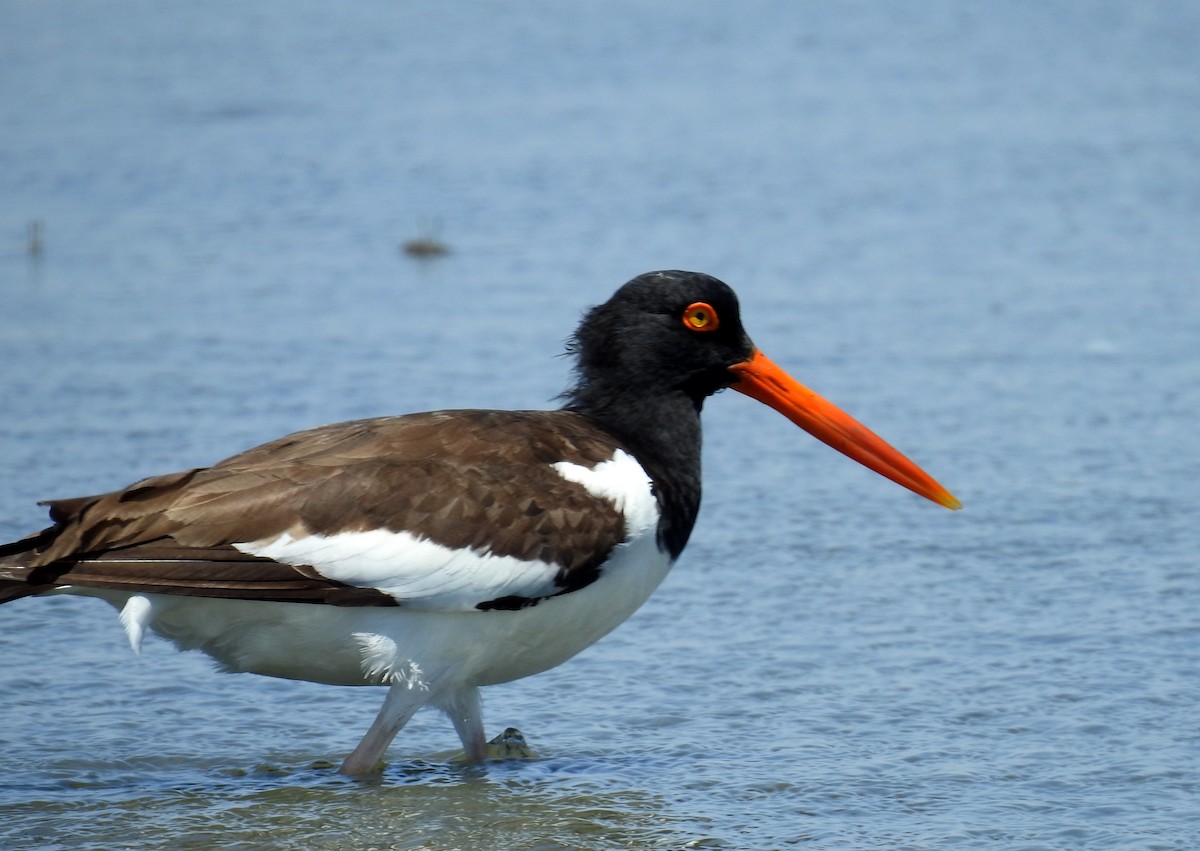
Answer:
[0,271,959,773]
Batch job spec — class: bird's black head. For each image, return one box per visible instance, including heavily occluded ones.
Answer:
[562,271,756,413]
[560,269,962,514]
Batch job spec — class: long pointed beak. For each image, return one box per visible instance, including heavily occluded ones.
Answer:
[729,350,961,510]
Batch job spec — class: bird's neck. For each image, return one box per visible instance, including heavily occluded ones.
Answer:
[563,382,705,560]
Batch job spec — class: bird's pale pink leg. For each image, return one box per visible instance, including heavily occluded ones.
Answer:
[339,683,427,775]
[438,686,487,762]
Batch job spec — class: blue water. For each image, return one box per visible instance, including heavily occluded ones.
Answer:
[2,2,1198,848]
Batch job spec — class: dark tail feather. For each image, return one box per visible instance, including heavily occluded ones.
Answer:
[0,578,49,603]
[0,527,59,603]
[0,527,56,557]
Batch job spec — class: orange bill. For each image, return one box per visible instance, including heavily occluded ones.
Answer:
[729,350,961,510]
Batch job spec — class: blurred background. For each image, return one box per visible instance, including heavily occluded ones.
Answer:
[2,2,1198,848]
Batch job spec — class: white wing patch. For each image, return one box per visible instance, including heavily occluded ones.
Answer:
[232,449,660,611]
[234,529,561,611]
[552,449,659,539]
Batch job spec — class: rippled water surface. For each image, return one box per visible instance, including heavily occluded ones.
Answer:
[2,2,1198,848]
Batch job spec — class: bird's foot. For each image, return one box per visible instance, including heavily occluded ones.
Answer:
[484,727,536,759]
[452,727,537,762]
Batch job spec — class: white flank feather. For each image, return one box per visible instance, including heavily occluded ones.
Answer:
[118,594,155,654]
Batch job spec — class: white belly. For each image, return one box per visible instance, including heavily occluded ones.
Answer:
[80,532,674,689]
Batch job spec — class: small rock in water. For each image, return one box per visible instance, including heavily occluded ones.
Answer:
[401,236,450,258]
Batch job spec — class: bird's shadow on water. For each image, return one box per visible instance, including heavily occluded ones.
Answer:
[304,753,720,844]
[30,748,719,847]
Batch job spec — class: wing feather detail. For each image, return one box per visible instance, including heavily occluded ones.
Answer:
[1,411,638,609]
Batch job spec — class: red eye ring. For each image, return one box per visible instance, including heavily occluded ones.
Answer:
[682,302,720,332]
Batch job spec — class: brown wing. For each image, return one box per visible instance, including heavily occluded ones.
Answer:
[0,411,632,608]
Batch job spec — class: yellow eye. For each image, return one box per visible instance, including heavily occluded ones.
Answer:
[682,302,720,332]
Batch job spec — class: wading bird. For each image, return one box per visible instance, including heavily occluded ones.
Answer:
[0,271,959,773]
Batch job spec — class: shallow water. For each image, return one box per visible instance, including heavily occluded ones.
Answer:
[2,2,1199,848]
